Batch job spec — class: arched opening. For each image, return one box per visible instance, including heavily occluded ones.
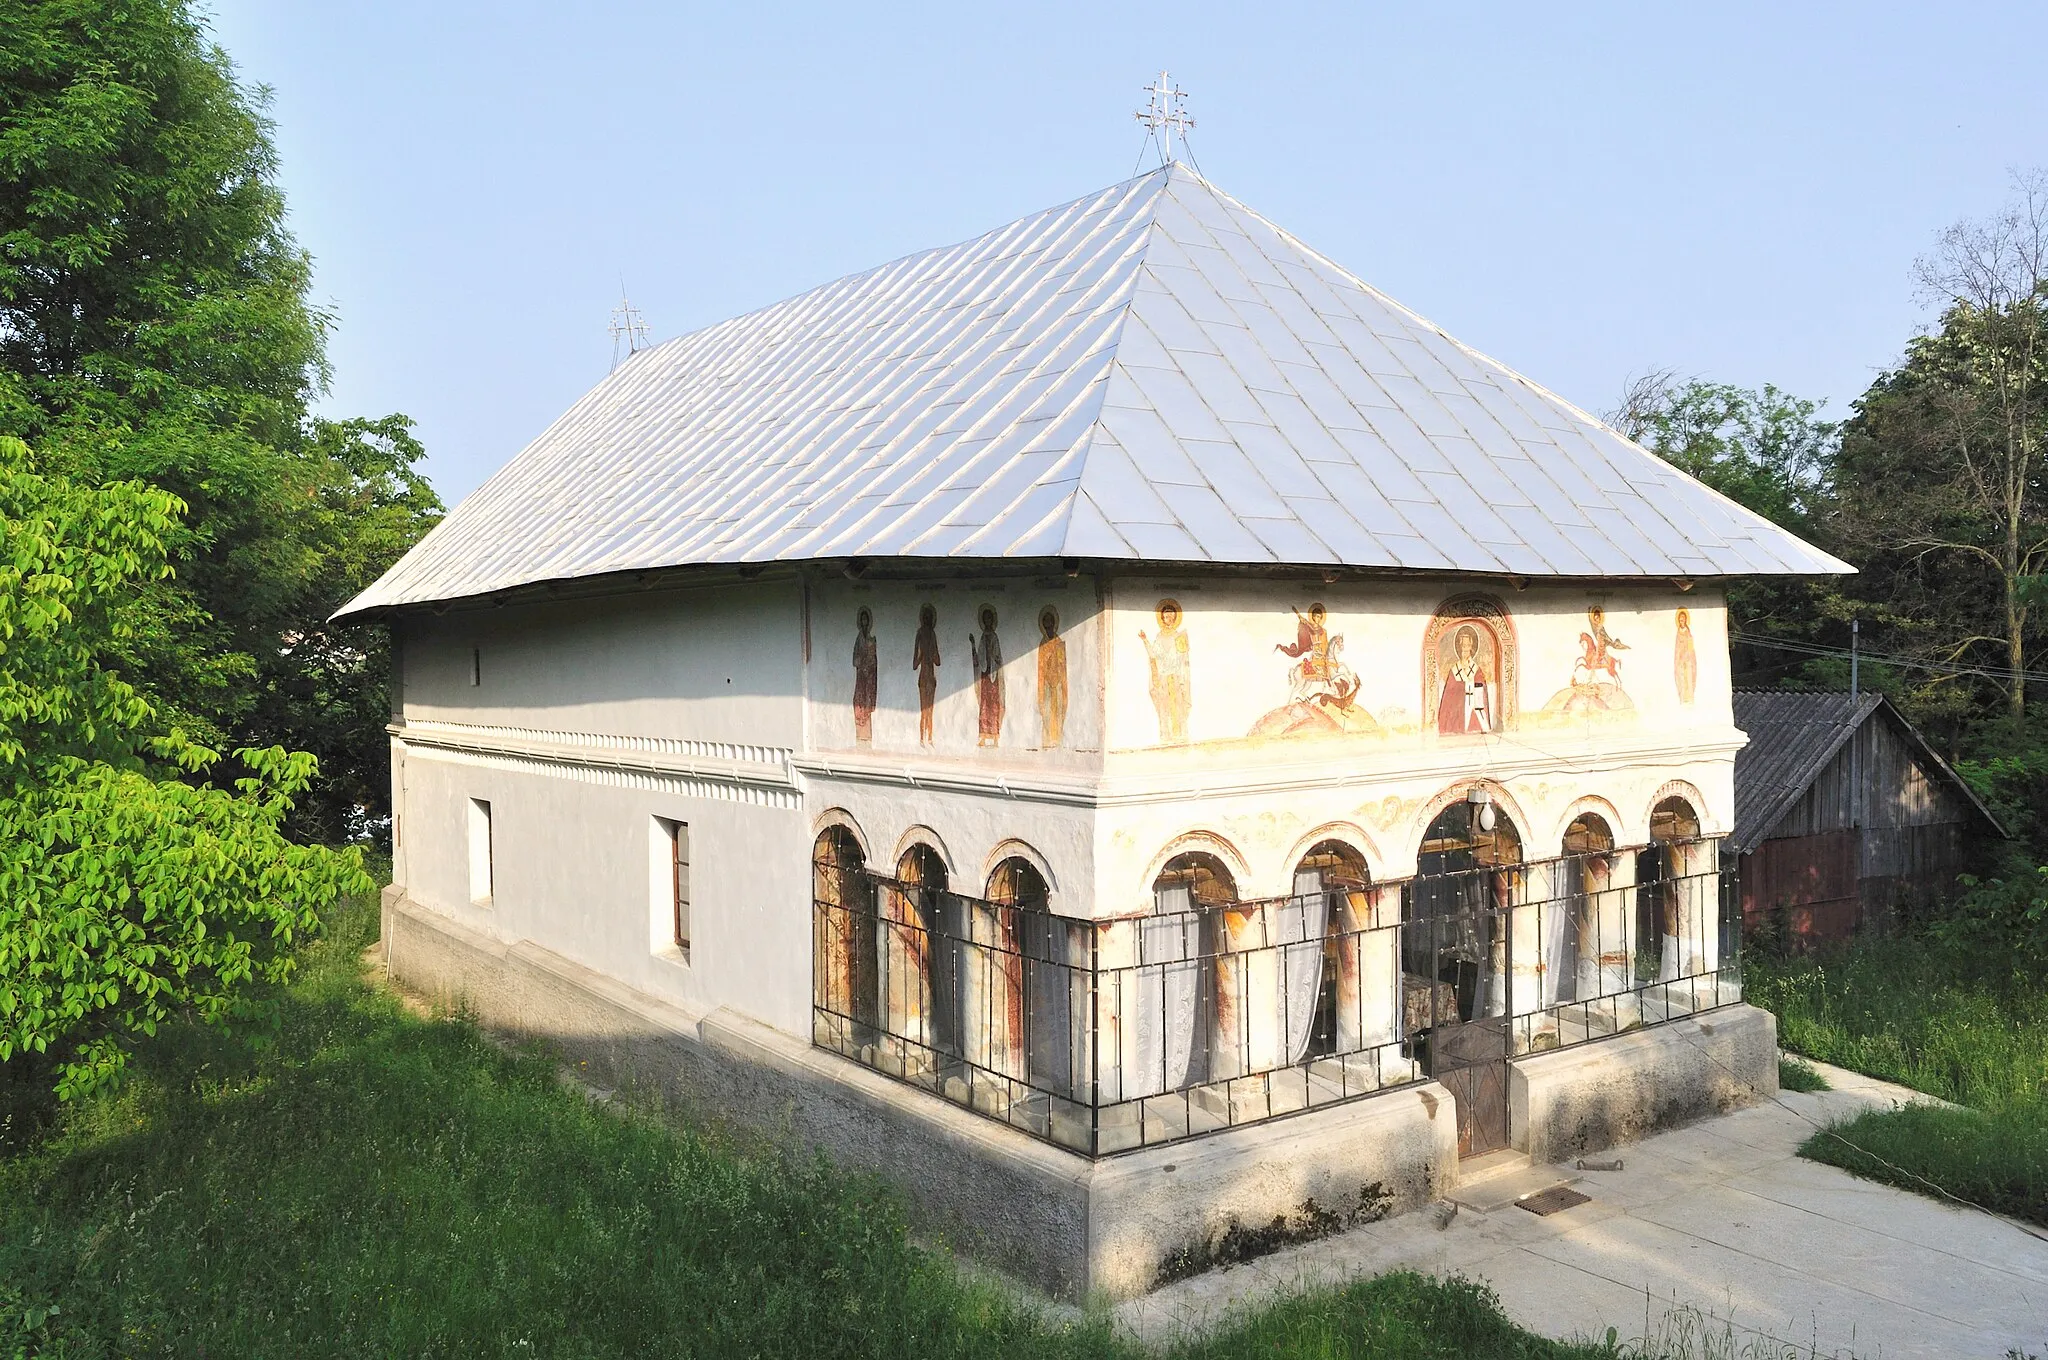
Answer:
[1406,796,1523,1158]
[1552,813,1617,1008]
[1290,842,1370,1061]
[1130,851,1236,1096]
[883,842,960,1075]
[978,857,1048,1087]
[1406,798,1522,1032]
[1637,798,1702,983]
[812,826,876,1053]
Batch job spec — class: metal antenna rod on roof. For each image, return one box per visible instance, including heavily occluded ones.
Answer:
[1134,70,1194,167]
[609,285,651,371]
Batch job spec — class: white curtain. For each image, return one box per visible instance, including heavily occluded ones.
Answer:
[1023,911,1075,1096]
[1543,862,1580,1008]
[1281,870,1332,1064]
[1130,884,1201,1096]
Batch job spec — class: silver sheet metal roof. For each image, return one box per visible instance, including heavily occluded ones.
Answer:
[338,164,1850,618]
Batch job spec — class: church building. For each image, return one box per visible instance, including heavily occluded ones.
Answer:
[338,162,1849,1299]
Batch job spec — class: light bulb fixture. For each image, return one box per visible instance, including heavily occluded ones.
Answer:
[1467,784,1496,832]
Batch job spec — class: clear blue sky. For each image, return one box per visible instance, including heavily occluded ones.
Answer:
[208,2,2048,505]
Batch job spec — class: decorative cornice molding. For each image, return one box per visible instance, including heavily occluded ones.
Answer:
[795,729,1747,810]
[392,720,797,802]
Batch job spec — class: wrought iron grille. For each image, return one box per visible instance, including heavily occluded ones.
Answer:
[811,844,1736,1156]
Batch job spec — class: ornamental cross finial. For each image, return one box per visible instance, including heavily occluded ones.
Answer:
[1135,71,1194,166]
[609,287,651,371]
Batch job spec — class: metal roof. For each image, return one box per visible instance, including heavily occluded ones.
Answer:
[1729,689,2006,852]
[337,163,1851,619]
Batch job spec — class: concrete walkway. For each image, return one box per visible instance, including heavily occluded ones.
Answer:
[1117,1062,2048,1358]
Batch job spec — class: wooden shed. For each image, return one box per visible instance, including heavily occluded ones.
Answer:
[1730,690,2005,945]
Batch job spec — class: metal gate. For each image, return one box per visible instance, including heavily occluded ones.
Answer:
[1405,814,1516,1159]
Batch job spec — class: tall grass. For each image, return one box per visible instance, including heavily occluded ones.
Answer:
[1748,937,2048,1226]
[0,879,1639,1359]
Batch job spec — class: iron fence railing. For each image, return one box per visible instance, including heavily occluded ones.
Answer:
[812,844,1737,1156]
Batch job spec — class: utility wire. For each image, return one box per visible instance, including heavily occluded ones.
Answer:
[1665,1019,2048,1247]
[1732,631,2048,685]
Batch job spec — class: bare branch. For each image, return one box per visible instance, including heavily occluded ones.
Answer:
[1606,368,1683,443]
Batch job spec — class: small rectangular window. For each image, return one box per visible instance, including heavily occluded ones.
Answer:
[667,820,691,956]
[468,798,493,903]
[470,647,482,686]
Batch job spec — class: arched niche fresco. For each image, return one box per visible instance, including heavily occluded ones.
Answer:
[1422,595,1517,736]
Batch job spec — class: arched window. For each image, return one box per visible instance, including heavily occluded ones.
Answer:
[1552,813,1617,1007]
[811,827,875,1053]
[882,843,960,1076]
[976,857,1048,1085]
[1131,852,1235,1096]
[989,856,1084,1101]
[1637,798,1702,983]
[1290,842,1369,1060]
[1406,799,1522,1034]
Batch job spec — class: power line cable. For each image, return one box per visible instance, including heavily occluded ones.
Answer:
[1732,632,2048,685]
[1664,1019,2048,1247]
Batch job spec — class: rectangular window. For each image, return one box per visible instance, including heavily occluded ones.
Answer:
[468,798,493,903]
[650,817,691,960]
[469,647,482,686]
[668,820,691,956]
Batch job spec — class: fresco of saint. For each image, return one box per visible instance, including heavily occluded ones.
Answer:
[913,603,941,746]
[1540,604,1636,720]
[1674,608,1698,705]
[1139,599,1190,745]
[970,605,1004,747]
[1248,601,1375,737]
[852,607,878,744]
[1577,605,1630,686]
[1036,606,1068,748]
[1435,624,1495,735]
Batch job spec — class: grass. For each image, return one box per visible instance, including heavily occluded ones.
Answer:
[0,878,1642,1360]
[1777,1056,1829,1093]
[1748,938,2048,1227]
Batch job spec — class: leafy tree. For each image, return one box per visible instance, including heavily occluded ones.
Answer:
[0,0,439,840]
[1610,374,1836,535]
[1611,374,1849,688]
[0,437,368,1102]
[1834,173,2048,721]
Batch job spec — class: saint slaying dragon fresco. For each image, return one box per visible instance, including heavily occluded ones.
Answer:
[1248,602,1378,737]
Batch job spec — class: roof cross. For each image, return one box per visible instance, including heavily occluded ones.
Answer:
[609,288,651,371]
[1134,71,1195,166]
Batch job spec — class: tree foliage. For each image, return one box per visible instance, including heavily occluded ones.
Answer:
[0,436,367,1101]
[1613,374,1849,688]
[1834,175,2048,721]
[0,0,439,840]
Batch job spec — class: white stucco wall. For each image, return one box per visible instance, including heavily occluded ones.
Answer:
[1085,577,1736,912]
[391,581,815,1031]
[386,568,1743,1040]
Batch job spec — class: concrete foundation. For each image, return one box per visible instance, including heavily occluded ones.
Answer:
[382,889,1774,1300]
[1510,1005,1778,1162]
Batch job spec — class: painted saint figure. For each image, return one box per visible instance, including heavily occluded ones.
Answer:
[912,603,941,746]
[1435,625,1494,735]
[1577,605,1629,686]
[970,605,1004,747]
[1276,603,1335,693]
[1248,600,1373,736]
[1541,603,1635,719]
[1673,608,1697,705]
[852,607,878,744]
[1139,599,1191,745]
[1036,606,1068,748]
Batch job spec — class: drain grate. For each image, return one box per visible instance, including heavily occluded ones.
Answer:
[1516,1186,1591,1216]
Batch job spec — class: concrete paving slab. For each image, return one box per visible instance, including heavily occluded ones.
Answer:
[1115,1063,2048,1358]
